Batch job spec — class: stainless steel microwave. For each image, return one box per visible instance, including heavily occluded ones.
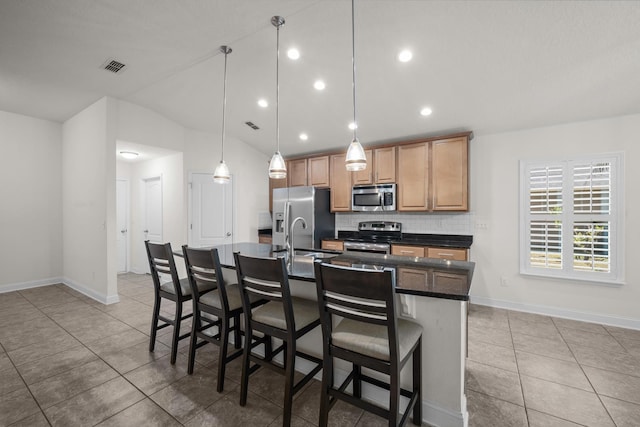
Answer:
[352,184,396,211]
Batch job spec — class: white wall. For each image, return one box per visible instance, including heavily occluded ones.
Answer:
[0,110,63,290]
[117,100,184,152]
[128,153,185,274]
[470,113,640,327]
[183,129,270,243]
[62,97,118,303]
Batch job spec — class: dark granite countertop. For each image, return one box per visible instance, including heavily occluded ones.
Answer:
[205,242,474,301]
[334,232,473,249]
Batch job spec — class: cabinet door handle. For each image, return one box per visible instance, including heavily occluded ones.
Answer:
[438,252,454,257]
[400,250,414,254]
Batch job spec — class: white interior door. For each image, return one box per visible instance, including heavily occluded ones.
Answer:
[116,179,129,273]
[190,173,233,248]
[144,176,163,244]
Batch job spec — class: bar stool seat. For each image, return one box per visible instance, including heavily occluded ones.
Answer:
[252,297,319,331]
[199,283,253,312]
[332,318,423,362]
[160,277,214,296]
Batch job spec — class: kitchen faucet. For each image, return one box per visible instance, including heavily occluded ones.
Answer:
[288,216,307,259]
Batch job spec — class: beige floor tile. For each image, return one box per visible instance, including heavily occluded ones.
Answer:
[84,327,149,355]
[270,413,317,427]
[245,365,310,408]
[19,287,82,309]
[604,325,640,342]
[507,310,553,324]
[516,351,592,391]
[467,340,517,372]
[527,409,584,427]
[468,324,513,349]
[570,343,640,377]
[466,390,527,427]
[124,353,189,395]
[558,327,627,353]
[520,374,615,427]
[7,333,81,367]
[179,340,222,369]
[468,305,510,331]
[512,333,575,362]
[150,367,230,423]
[616,336,640,358]
[29,359,119,408]
[509,317,561,340]
[7,410,51,427]
[0,352,14,372]
[183,388,282,427]
[583,365,640,405]
[17,346,98,385]
[0,318,71,352]
[292,381,364,427]
[465,360,524,406]
[0,365,25,397]
[600,395,640,427]
[95,398,181,427]
[0,386,41,426]
[98,340,171,374]
[552,317,609,335]
[44,376,145,427]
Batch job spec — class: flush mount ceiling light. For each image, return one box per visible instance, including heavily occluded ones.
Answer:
[268,16,287,179]
[313,80,326,91]
[345,0,367,172]
[119,151,138,160]
[213,46,232,184]
[287,48,300,60]
[398,49,413,62]
[257,98,268,108]
[299,133,309,141]
[420,107,433,116]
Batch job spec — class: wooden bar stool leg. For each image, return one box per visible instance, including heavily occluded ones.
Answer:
[239,326,252,406]
[319,355,333,427]
[389,371,400,427]
[283,342,296,427]
[413,338,422,425]
[353,364,362,398]
[187,309,200,374]
[149,295,161,352]
[171,301,182,364]
[217,317,230,393]
[233,314,241,349]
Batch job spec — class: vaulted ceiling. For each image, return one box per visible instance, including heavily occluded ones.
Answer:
[2,1,640,156]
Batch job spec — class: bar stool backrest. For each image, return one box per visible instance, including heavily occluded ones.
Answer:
[145,241,183,298]
[182,246,224,305]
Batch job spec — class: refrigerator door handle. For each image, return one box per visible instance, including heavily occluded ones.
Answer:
[284,201,291,252]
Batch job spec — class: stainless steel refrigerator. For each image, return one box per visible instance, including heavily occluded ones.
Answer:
[272,186,335,250]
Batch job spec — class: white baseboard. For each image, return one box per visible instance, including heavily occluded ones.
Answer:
[62,277,120,305]
[470,295,640,331]
[0,277,64,293]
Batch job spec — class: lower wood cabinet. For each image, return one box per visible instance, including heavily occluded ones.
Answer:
[392,244,468,261]
[321,240,344,251]
[258,235,272,244]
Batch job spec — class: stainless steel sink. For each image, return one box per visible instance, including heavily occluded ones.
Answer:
[294,249,339,260]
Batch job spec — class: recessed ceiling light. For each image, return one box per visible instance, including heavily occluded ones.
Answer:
[119,151,139,160]
[313,80,326,91]
[420,107,433,116]
[257,99,268,108]
[299,133,309,141]
[287,48,300,60]
[348,122,358,130]
[398,50,413,62]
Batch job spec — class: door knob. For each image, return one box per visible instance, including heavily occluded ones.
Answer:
[226,232,232,237]
[143,229,149,233]
[120,229,127,234]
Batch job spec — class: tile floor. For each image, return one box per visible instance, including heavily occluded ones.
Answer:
[0,274,638,426]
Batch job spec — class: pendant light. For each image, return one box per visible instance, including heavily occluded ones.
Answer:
[213,46,232,184]
[345,0,367,171]
[268,16,287,179]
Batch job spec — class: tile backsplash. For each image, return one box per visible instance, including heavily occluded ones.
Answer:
[335,212,474,235]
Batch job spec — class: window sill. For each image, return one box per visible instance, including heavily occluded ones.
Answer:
[520,270,625,287]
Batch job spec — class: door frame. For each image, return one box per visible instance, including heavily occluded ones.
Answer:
[142,174,163,243]
[116,178,130,273]
[188,171,235,247]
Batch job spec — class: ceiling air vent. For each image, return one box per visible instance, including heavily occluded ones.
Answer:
[245,121,260,130]
[101,59,127,74]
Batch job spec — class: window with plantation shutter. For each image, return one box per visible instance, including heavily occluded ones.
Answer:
[520,153,624,284]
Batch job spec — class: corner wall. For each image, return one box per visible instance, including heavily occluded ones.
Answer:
[470,113,640,327]
[0,110,63,291]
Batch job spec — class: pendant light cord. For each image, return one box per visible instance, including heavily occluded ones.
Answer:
[221,46,229,161]
[351,0,358,142]
[276,22,281,153]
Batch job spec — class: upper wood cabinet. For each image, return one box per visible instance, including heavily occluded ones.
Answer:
[373,146,396,183]
[432,137,468,211]
[308,156,330,188]
[397,142,429,211]
[352,150,373,185]
[330,153,352,212]
[288,159,308,187]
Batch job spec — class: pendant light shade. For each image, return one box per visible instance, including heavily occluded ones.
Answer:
[268,16,287,180]
[345,0,367,172]
[214,45,232,184]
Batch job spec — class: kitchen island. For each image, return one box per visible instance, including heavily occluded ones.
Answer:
[208,242,474,427]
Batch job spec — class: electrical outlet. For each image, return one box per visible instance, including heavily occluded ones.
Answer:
[500,276,508,287]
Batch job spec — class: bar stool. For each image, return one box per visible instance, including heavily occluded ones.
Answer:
[314,261,423,427]
[234,252,323,427]
[182,246,266,392]
[145,241,215,364]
